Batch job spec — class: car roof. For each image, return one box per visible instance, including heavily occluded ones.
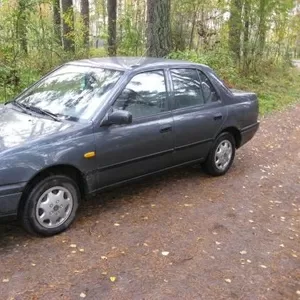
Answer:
[67,56,209,72]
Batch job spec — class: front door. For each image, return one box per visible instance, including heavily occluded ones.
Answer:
[169,68,227,165]
[91,70,174,190]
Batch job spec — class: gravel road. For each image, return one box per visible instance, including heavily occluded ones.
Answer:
[0,103,299,300]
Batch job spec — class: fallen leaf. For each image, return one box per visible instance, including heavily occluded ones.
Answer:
[161,251,169,256]
[260,265,267,269]
[110,276,116,282]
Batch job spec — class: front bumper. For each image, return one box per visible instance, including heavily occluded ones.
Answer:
[0,183,26,219]
[240,122,260,148]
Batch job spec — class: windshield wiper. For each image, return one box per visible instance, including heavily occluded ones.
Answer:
[7,100,31,114]
[25,105,61,122]
[7,100,61,121]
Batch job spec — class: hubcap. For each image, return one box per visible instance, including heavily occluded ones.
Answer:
[35,186,73,229]
[214,140,233,171]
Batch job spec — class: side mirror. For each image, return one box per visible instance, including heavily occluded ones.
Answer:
[102,109,132,126]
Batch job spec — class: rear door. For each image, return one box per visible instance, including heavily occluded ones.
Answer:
[91,69,175,190]
[169,68,227,165]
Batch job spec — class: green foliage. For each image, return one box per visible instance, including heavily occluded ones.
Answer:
[169,48,239,83]
[169,49,300,115]
[0,0,299,116]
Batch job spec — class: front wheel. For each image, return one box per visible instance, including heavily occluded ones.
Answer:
[21,175,80,236]
[203,132,236,176]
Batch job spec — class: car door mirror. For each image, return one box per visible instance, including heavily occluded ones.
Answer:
[102,109,132,126]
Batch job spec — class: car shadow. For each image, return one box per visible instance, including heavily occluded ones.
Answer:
[0,165,213,248]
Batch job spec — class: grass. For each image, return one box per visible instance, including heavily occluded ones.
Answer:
[232,67,300,115]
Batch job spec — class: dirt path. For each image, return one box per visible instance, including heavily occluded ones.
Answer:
[0,103,300,300]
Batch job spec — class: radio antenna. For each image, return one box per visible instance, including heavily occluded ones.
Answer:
[135,46,150,66]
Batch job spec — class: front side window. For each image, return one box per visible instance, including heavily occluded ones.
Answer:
[15,65,123,121]
[113,70,167,119]
[170,68,205,109]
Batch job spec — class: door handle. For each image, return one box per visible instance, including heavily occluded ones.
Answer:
[160,125,172,133]
[214,114,223,121]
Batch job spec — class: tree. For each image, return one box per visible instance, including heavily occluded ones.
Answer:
[146,0,171,57]
[17,0,28,54]
[61,0,75,52]
[53,0,62,46]
[108,0,117,56]
[258,0,267,56]
[81,0,90,50]
[228,0,243,62]
[243,0,251,71]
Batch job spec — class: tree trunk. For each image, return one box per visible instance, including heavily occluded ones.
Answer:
[228,0,242,62]
[118,0,123,43]
[81,0,90,50]
[146,0,171,57]
[258,0,267,56]
[53,0,62,46]
[62,0,75,52]
[243,0,250,72]
[102,0,107,30]
[17,0,28,54]
[189,4,199,50]
[108,0,117,56]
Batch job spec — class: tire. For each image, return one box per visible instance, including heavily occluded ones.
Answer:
[21,175,80,236]
[203,132,236,176]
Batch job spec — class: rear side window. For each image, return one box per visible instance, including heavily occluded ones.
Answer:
[170,68,205,109]
[198,70,219,103]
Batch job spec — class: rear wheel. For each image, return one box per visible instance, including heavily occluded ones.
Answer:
[203,132,236,176]
[21,175,80,236]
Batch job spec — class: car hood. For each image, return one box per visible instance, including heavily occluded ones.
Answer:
[0,104,80,152]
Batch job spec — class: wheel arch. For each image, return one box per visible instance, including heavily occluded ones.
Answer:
[18,164,87,218]
[219,127,242,148]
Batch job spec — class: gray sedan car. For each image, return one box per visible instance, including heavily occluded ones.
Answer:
[0,57,259,236]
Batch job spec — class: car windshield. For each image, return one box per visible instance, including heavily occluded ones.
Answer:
[14,65,123,121]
